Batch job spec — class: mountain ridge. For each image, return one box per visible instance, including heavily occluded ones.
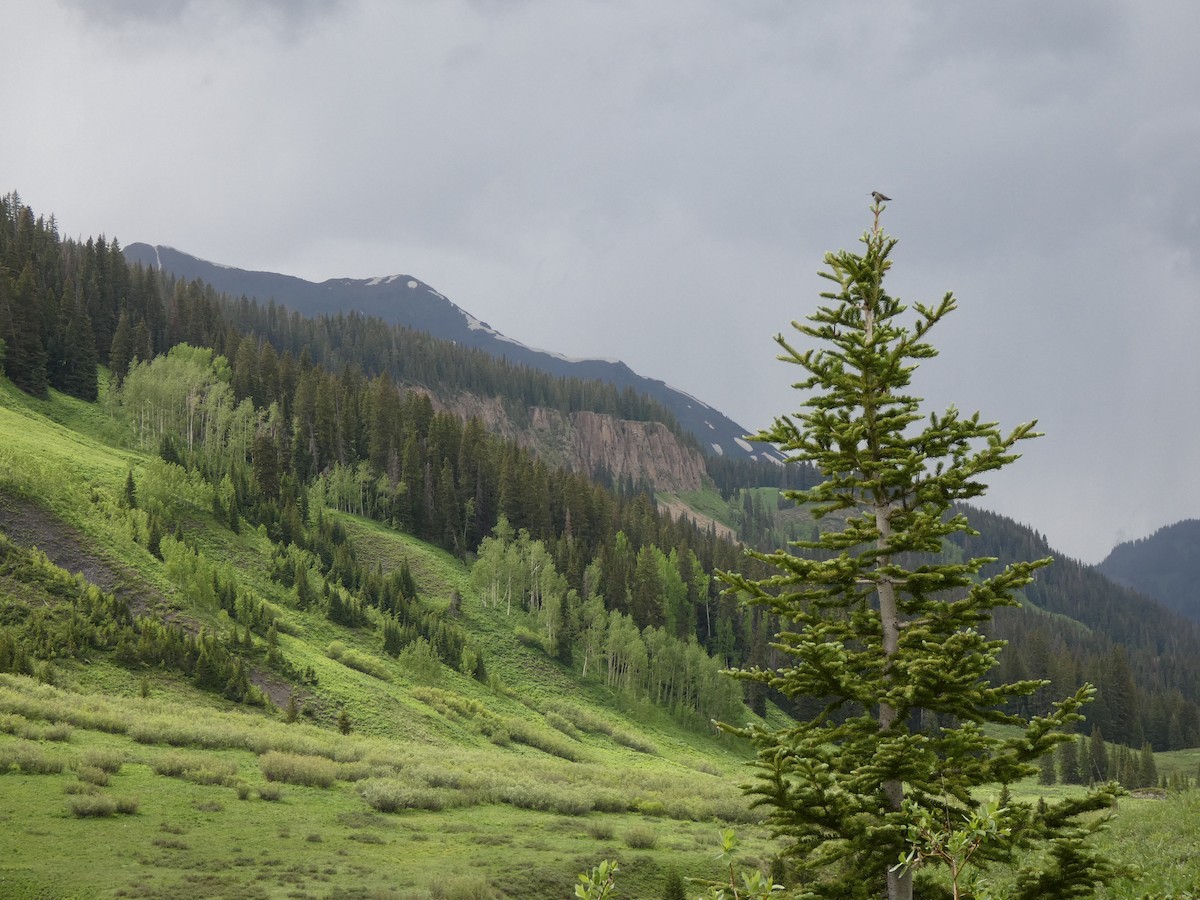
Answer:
[1096,518,1200,623]
[123,242,783,466]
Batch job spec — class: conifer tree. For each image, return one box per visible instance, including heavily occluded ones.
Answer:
[719,202,1120,899]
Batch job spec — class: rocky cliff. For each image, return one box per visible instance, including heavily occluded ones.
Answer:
[441,394,706,493]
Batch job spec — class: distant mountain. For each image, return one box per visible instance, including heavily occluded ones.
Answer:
[123,243,782,465]
[1096,519,1200,622]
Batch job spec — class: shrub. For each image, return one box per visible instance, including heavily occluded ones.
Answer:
[543,712,582,740]
[358,778,450,813]
[81,748,125,774]
[611,729,657,755]
[115,795,140,815]
[330,645,394,682]
[504,718,582,762]
[623,825,658,850]
[236,781,252,800]
[76,766,110,786]
[151,751,237,786]
[6,742,65,775]
[260,751,338,788]
[257,784,283,801]
[63,781,99,795]
[587,822,614,840]
[67,794,117,818]
[41,722,73,742]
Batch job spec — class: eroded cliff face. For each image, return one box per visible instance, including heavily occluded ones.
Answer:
[441,394,706,493]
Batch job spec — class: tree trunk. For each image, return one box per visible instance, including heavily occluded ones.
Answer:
[877,505,912,900]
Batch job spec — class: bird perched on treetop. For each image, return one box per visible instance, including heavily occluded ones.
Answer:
[871,191,892,203]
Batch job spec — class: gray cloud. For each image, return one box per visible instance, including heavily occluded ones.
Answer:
[4,0,1198,562]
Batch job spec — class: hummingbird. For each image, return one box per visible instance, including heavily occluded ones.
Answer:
[871,191,892,203]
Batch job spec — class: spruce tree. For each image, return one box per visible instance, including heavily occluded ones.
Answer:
[719,201,1120,899]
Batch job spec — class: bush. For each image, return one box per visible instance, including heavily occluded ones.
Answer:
[260,751,338,788]
[81,748,125,774]
[543,712,582,740]
[611,729,657,755]
[3,742,65,775]
[358,778,451,813]
[67,794,117,817]
[150,751,237,786]
[587,822,614,840]
[623,825,658,850]
[327,643,394,682]
[257,783,283,802]
[41,722,73,742]
[76,765,110,786]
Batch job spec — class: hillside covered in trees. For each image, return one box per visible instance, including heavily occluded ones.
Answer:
[3,191,1200,754]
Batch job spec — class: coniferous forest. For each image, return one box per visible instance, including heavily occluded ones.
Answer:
[2,189,1200,753]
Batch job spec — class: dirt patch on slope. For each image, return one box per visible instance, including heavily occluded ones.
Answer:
[0,491,160,617]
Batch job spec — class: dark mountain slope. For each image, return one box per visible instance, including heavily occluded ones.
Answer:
[1096,519,1200,622]
[123,243,781,465]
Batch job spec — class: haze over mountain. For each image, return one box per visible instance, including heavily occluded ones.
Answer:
[1096,519,1200,624]
[124,243,782,467]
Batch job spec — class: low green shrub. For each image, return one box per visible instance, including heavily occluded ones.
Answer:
[257,784,283,801]
[80,748,125,774]
[1,741,65,775]
[67,794,117,818]
[543,711,582,740]
[260,750,338,788]
[623,825,658,850]
[611,729,657,755]
[76,765,110,786]
[328,641,394,682]
[358,778,451,813]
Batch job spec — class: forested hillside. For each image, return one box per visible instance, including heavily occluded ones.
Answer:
[123,242,784,465]
[0,192,778,723]
[1097,519,1200,622]
[3,191,1199,755]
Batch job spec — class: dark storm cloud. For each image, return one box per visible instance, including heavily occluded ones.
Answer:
[5,0,1199,562]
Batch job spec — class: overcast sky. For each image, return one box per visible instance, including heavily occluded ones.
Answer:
[4,0,1198,563]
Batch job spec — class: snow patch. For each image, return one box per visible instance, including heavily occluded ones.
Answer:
[734,437,754,453]
[704,420,715,430]
[710,443,724,456]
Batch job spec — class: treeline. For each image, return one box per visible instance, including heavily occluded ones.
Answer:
[221,294,696,444]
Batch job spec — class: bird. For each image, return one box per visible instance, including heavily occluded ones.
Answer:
[871,191,892,203]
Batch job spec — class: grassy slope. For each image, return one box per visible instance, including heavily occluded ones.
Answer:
[0,380,1197,898]
[0,380,775,899]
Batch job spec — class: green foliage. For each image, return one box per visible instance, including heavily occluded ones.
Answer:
[719,208,1118,898]
[260,750,338,788]
[575,859,619,900]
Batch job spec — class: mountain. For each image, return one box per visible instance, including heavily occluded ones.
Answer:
[123,243,782,466]
[1096,519,1200,622]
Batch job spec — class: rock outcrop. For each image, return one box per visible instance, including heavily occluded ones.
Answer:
[440,394,706,493]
